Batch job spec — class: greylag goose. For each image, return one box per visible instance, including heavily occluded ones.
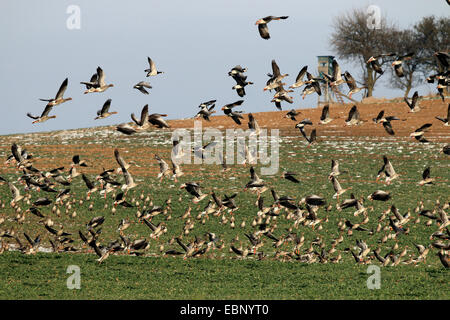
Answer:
[285,109,301,121]
[418,167,434,186]
[131,104,150,130]
[343,71,366,98]
[82,67,114,94]
[27,105,56,124]
[39,78,72,107]
[410,123,432,143]
[255,16,288,40]
[391,52,414,78]
[319,104,333,124]
[114,149,137,192]
[133,81,152,94]
[145,57,164,76]
[404,91,421,112]
[94,99,117,120]
[345,105,365,126]
[435,104,449,126]
[289,66,308,89]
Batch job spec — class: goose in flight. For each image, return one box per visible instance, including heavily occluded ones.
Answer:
[366,53,395,75]
[180,182,207,203]
[285,109,301,121]
[149,113,170,128]
[329,59,344,87]
[222,100,244,125]
[116,123,137,135]
[302,81,321,99]
[114,149,137,192]
[27,105,56,124]
[145,57,164,76]
[264,60,289,91]
[330,176,351,201]
[39,78,72,107]
[289,66,308,89]
[418,167,434,186]
[373,110,401,135]
[404,91,421,112]
[255,16,289,40]
[343,71,366,98]
[298,126,316,146]
[155,154,171,182]
[195,104,216,121]
[232,77,253,97]
[81,67,114,94]
[133,81,152,94]
[367,190,391,201]
[345,105,364,126]
[435,104,449,126]
[391,52,414,78]
[131,104,150,130]
[319,104,333,124]
[376,155,399,184]
[94,99,117,120]
[410,123,432,143]
[248,113,260,135]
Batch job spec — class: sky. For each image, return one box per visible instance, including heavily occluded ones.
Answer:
[0,0,447,135]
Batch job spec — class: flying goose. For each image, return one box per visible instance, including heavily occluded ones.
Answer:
[248,113,260,135]
[299,127,316,146]
[330,176,351,201]
[82,174,98,196]
[171,158,183,182]
[265,60,288,91]
[114,149,137,192]
[319,104,333,124]
[116,123,137,135]
[368,190,391,201]
[404,91,421,112]
[434,51,449,70]
[131,104,150,130]
[281,171,300,183]
[391,52,414,78]
[82,67,114,94]
[289,66,308,89]
[180,182,207,203]
[418,167,434,186]
[145,57,164,76]
[244,166,265,190]
[285,109,301,121]
[343,71,366,98]
[255,16,288,40]
[435,104,449,126]
[39,78,72,107]
[148,113,170,128]
[95,99,117,120]
[195,104,216,121]
[410,123,432,143]
[376,155,399,184]
[155,154,171,182]
[329,59,344,86]
[27,105,56,124]
[345,105,364,126]
[133,81,152,94]
[232,77,253,97]
[222,100,244,125]
[5,181,24,205]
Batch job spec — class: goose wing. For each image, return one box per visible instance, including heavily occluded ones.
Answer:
[55,78,68,100]
[258,23,270,39]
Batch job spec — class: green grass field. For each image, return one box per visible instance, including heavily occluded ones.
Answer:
[0,129,449,299]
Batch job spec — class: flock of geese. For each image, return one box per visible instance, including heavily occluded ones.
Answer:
[2,15,449,269]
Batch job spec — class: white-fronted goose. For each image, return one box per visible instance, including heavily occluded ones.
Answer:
[39,78,72,107]
[195,104,216,121]
[330,176,350,201]
[180,182,207,203]
[82,174,98,196]
[145,57,164,76]
[82,67,114,94]
[435,104,449,126]
[376,155,399,184]
[330,59,344,86]
[255,16,288,40]
[264,60,288,91]
[233,78,253,97]
[171,159,183,182]
[27,105,56,124]
[222,100,244,125]
[366,53,395,75]
[133,81,152,94]
[95,99,117,120]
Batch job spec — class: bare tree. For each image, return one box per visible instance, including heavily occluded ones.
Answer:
[330,8,398,97]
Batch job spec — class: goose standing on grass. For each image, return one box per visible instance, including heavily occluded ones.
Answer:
[27,105,56,124]
[404,91,421,112]
[418,167,434,186]
[148,113,170,128]
[81,67,114,94]
[94,99,117,120]
[133,81,152,95]
[410,123,432,143]
[39,78,72,107]
[145,57,164,76]
[391,53,414,78]
[319,104,332,124]
[131,104,150,130]
[255,16,289,40]
[435,104,449,126]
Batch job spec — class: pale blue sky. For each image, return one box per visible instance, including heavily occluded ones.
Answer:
[0,0,447,135]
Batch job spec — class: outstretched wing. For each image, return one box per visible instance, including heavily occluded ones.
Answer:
[258,23,270,40]
[55,78,68,100]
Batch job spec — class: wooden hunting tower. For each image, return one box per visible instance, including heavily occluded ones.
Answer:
[317,55,334,79]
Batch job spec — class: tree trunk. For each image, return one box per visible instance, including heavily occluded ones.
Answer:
[366,66,374,97]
